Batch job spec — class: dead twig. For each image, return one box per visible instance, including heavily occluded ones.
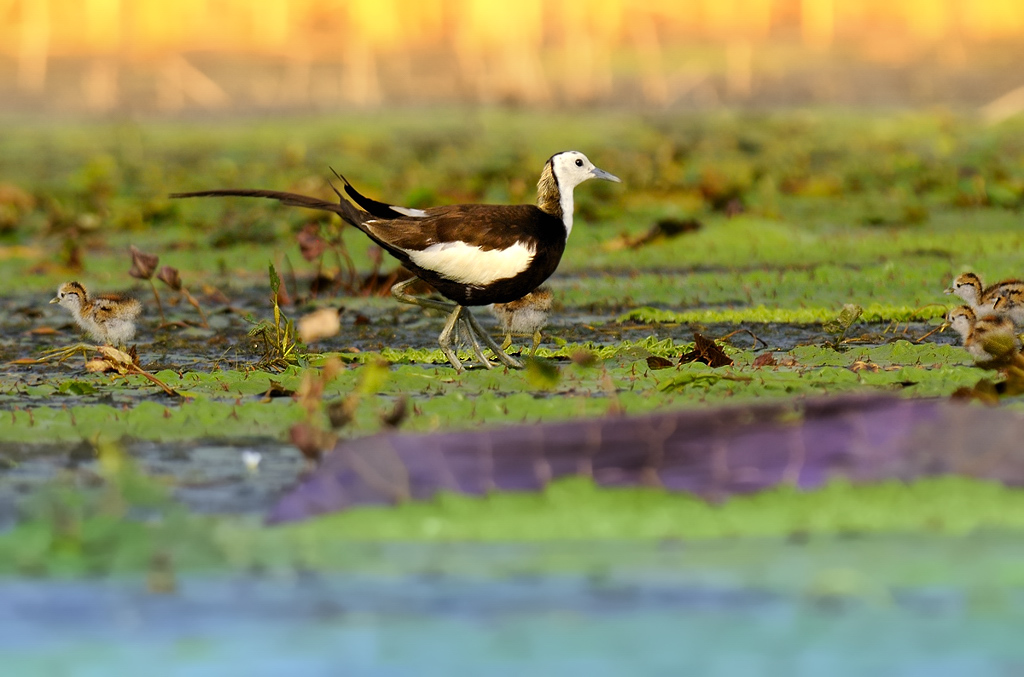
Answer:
[719,328,768,349]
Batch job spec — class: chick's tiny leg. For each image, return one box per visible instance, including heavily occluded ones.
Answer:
[38,343,94,363]
[531,329,543,354]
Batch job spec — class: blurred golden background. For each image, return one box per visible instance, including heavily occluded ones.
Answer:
[1,0,1023,114]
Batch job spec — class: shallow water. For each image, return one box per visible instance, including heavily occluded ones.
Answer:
[0,438,303,528]
[2,536,1022,676]
[0,283,954,523]
[1,282,947,374]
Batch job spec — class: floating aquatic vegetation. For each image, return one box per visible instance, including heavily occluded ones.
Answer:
[245,264,303,372]
[267,395,1024,524]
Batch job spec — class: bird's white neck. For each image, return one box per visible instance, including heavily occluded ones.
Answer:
[559,187,574,237]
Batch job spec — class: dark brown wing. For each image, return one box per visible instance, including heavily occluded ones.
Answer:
[363,204,560,252]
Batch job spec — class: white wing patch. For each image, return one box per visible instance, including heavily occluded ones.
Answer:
[405,241,536,287]
[392,206,429,218]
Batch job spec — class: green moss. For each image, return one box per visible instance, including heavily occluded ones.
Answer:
[620,303,946,325]
[0,340,993,443]
[299,475,1024,541]
[4,474,1024,578]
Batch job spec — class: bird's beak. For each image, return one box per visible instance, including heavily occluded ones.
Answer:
[943,287,953,295]
[49,297,59,304]
[591,167,621,183]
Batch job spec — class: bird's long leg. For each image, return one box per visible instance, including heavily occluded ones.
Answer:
[391,278,465,370]
[461,308,523,369]
[460,316,495,369]
[448,314,494,369]
[437,305,466,371]
[390,278,456,313]
[390,279,516,370]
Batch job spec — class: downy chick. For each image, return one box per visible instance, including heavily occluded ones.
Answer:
[490,286,553,352]
[945,272,1023,316]
[50,281,142,346]
[990,284,1024,326]
[947,304,1020,361]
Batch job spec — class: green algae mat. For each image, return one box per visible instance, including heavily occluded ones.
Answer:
[2,109,1024,567]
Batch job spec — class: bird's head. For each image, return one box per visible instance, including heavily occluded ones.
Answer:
[945,304,976,339]
[51,281,87,310]
[945,272,982,302]
[549,151,621,191]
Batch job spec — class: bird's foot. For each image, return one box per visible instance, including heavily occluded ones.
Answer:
[461,308,522,369]
[35,343,95,364]
[438,305,466,372]
[530,330,543,355]
[461,317,495,370]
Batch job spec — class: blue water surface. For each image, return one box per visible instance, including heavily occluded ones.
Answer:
[3,536,1023,676]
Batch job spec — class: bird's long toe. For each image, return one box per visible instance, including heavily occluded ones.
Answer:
[460,317,495,369]
[438,305,466,372]
[462,309,522,369]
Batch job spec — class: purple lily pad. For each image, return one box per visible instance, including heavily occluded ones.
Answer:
[267,395,1024,524]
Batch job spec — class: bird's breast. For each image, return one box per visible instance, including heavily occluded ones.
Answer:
[403,240,537,287]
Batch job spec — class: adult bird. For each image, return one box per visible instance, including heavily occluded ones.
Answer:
[171,150,620,371]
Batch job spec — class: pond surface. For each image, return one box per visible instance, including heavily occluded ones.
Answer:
[1,280,950,378]
[0,280,955,526]
[0,438,304,529]
[3,536,1022,676]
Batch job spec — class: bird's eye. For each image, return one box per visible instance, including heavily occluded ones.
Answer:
[575,159,584,167]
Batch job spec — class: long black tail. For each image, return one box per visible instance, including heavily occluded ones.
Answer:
[327,169,408,220]
[169,188,368,227]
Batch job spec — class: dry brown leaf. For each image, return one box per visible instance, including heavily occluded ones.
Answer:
[157,265,182,291]
[296,223,328,262]
[320,357,344,384]
[381,395,408,429]
[128,245,159,280]
[85,359,113,372]
[646,355,675,370]
[298,307,341,344]
[570,350,598,367]
[97,345,135,368]
[679,333,733,368]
